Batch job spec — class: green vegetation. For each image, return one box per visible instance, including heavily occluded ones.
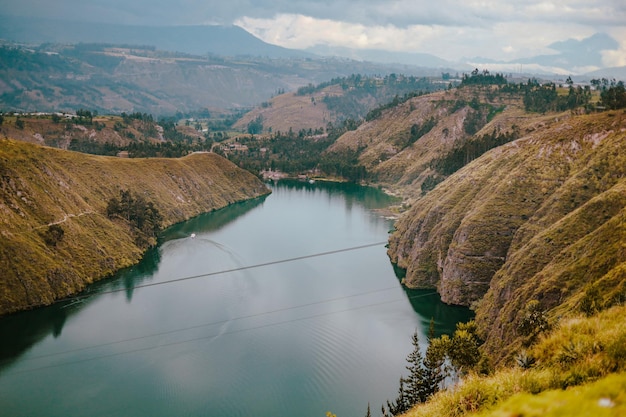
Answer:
[222,125,368,182]
[460,69,508,86]
[400,305,626,417]
[599,81,626,110]
[383,320,483,416]
[106,190,163,246]
[431,127,520,176]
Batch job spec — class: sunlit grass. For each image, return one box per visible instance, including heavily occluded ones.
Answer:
[403,305,626,417]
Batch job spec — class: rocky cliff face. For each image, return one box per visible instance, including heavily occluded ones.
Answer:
[0,140,270,315]
[387,111,626,359]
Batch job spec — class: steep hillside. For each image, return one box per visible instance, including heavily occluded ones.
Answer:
[233,86,339,134]
[0,139,270,315]
[387,111,626,361]
[329,87,559,199]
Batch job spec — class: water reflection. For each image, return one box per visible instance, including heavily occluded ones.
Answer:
[160,194,268,244]
[0,180,470,417]
[392,264,474,337]
[276,179,399,211]
[0,195,266,367]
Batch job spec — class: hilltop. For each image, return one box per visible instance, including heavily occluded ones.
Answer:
[0,111,209,156]
[233,74,446,134]
[0,139,269,315]
[328,85,567,199]
[318,79,626,363]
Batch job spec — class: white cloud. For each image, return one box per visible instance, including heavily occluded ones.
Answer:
[3,0,625,67]
[601,28,626,67]
[236,14,441,52]
[236,12,610,62]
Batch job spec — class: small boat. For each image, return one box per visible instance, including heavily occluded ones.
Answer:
[191,233,196,239]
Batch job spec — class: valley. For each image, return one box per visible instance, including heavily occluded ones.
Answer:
[1,40,626,416]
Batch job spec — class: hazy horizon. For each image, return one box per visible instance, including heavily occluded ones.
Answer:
[2,1,625,70]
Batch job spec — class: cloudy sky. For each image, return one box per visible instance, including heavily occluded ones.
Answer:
[4,0,626,67]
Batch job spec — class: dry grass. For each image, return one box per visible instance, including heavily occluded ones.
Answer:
[0,139,269,315]
[387,110,626,361]
[403,306,626,417]
[233,85,342,133]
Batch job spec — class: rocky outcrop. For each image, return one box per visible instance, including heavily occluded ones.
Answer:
[0,140,270,315]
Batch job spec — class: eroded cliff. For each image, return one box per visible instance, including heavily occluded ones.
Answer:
[387,111,626,359]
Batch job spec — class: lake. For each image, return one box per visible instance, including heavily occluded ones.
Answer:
[0,180,471,417]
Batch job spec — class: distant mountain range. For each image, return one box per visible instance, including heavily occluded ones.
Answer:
[305,45,461,72]
[0,15,310,58]
[465,33,626,79]
[2,15,624,79]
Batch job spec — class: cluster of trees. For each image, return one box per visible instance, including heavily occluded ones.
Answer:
[41,224,65,247]
[379,320,484,417]
[247,115,264,134]
[522,83,591,113]
[498,79,592,113]
[106,190,163,246]
[121,112,153,123]
[69,137,212,158]
[222,122,368,182]
[431,127,520,176]
[599,81,626,110]
[75,109,95,124]
[460,69,508,86]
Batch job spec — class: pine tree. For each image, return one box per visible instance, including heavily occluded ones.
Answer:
[386,377,409,415]
[404,330,428,405]
[423,319,446,398]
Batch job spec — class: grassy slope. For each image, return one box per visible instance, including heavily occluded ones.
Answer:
[233,85,341,134]
[404,305,626,417]
[0,139,269,315]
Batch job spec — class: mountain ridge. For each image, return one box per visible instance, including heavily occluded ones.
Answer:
[0,139,270,315]
[0,15,309,58]
[385,110,626,361]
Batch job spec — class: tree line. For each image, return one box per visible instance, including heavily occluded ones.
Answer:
[222,124,368,182]
[430,126,520,176]
[460,69,508,86]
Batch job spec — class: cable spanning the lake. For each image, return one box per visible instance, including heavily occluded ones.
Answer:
[21,285,403,362]
[22,285,398,361]
[5,290,439,375]
[56,241,389,304]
